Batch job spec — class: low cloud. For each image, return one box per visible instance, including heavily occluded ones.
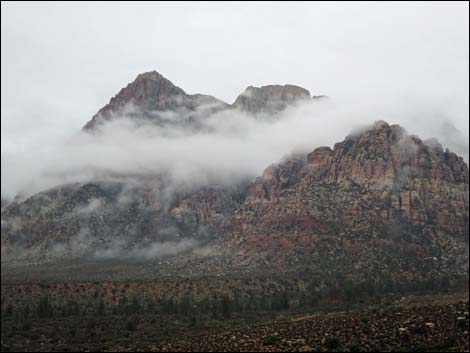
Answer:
[1,94,469,201]
[94,238,198,261]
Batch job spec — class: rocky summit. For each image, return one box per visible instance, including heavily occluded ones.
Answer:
[82,71,317,130]
[232,84,311,115]
[83,71,229,130]
[154,121,469,283]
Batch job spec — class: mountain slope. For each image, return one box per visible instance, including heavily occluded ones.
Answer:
[1,72,468,287]
[1,180,245,261]
[3,71,321,262]
[1,121,468,285]
[161,121,469,281]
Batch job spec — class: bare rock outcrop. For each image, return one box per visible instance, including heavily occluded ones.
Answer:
[83,71,229,130]
[232,84,311,115]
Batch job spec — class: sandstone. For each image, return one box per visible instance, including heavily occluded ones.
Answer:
[2,70,468,287]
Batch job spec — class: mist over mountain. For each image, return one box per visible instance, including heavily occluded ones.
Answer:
[1,71,468,274]
[2,70,469,205]
[2,4,469,352]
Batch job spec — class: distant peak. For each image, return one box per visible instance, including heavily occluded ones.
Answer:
[346,120,395,139]
[83,70,225,131]
[372,120,391,130]
[134,70,165,82]
[83,72,321,130]
[242,84,311,98]
[232,84,311,114]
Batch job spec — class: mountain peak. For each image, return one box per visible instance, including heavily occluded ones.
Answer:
[83,70,188,130]
[232,84,311,114]
[134,70,165,82]
[83,71,319,130]
[86,71,227,130]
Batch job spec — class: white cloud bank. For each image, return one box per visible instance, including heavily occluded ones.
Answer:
[1,94,468,200]
[1,2,468,199]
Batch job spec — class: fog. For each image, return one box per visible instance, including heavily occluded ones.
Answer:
[1,2,469,200]
[2,95,468,200]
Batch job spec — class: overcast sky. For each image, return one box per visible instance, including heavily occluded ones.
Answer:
[1,1,469,198]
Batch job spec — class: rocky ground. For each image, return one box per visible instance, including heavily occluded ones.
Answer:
[155,295,470,352]
[1,293,468,352]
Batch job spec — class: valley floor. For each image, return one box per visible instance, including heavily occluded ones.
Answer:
[1,292,468,352]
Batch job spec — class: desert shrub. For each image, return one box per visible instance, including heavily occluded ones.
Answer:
[129,296,141,314]
[146,299,155,313]
[86,318,97,329]
[22,304,30,319]
[66,299,80,316]
[439,335,457,350]
[188,315,197,327]
[69,327,76,337]
[178,296,192,316]
[263,334,281,345]
[324,337,341,350]
[5,303,14,317]
[21,320,32,331]
[37,295,53,318]
[348,344,360,352]
[221,295,232,319]
[414,344,432,352]
[125,319,137,331]
[96,298,105,316]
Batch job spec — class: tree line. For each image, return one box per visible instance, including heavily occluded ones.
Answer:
[2,273,461,321]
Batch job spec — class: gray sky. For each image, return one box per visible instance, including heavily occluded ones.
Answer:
[1,1,469,198]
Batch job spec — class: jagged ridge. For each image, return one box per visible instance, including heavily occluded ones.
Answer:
[158,121,469,280]
[1,70,468,287]
[83,71,318,130]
